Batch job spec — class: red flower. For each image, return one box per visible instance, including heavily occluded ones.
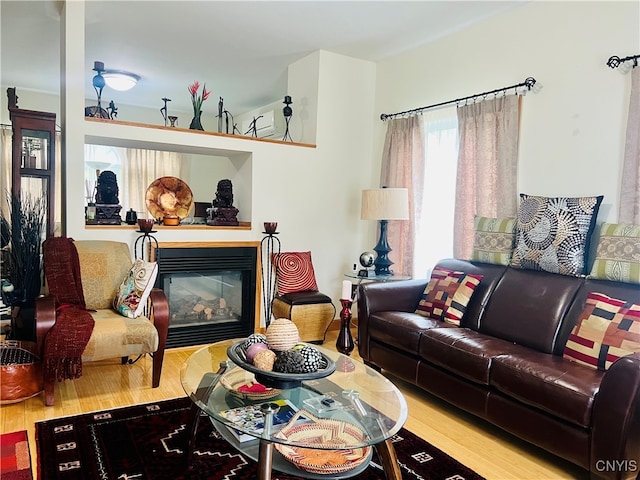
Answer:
[188,81,210,114]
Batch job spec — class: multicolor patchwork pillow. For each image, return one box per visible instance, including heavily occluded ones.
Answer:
[589,223,640,284]
[415,267,483,326]
[510,194,603,277]
[113,259,158,318]
[273,251,319,295]
[563,292,640,370]
[471,216,516,266]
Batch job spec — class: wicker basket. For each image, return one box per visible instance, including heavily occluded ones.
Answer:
[272,297,335,344]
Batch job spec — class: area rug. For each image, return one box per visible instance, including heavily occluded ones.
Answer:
[0,430,33,480]
[36,397,485,480]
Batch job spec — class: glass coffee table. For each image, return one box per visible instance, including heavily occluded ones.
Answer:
[181,339,407,479]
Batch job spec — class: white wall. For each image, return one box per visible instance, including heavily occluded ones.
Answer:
[374,1,639,224]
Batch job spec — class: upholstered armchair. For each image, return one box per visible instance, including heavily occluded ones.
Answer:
[35,240,169,406]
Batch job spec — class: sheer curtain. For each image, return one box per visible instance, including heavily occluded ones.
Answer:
[619,67,640,224]
[379,116,425,276]
[122,148,186,215]
[454,96,520,259]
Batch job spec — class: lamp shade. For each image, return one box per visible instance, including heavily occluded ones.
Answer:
[361,188,409,220]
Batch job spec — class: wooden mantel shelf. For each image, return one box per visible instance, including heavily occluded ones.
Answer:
[85,117,316,149]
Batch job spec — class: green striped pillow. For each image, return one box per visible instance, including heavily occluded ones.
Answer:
[471,216,516,266]
[589,223,640,284]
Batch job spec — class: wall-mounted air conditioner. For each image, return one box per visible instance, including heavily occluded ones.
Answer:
[241,110,284,139]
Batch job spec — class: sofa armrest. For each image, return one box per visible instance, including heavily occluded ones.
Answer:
[591,353,640,480]
[357,279,427,361]
[147,288,169,388]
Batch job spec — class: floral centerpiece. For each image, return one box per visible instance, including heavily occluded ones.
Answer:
[188,81,210,130]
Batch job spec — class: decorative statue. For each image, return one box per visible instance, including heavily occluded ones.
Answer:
[207,179,239,226]
[95,171,120,204]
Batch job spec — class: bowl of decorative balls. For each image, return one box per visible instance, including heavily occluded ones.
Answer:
[227,318,336,389]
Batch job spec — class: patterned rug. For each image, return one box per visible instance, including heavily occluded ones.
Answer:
[0,430,33,480]
[36,397,485,480]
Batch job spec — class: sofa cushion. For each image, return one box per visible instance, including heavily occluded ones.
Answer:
[490,352,603,428]
[419,328,525,385]
[589,222,640,285]
[479,267,584,353]
[471,215,517,266]
[563,291,640,370]
[273,251,319,295]
[368,312,451,355]
[510,194,603,277]
[415,267,483,326]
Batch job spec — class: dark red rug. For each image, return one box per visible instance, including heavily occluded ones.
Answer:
[36,397,485,480]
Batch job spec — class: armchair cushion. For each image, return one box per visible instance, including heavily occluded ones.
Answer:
[74,241,132,310]
[113,259,158,318]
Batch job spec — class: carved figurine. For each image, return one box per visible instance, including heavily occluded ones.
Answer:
[92,170,122,224]
[207,179,239,226]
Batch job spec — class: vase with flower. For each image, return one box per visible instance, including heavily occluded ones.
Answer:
[188,81,210,131]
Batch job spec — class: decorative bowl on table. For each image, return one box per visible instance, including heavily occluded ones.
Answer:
[274,412,372,475]
[226,340,336,389]
[219,368,281,401]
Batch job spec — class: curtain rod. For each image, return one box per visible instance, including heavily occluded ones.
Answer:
[380,76,538,121]
[606,54,639,73]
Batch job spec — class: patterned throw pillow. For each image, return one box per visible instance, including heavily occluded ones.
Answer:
[273,251,319,295]
[471,216,517,266]
[510,194,603,277]
[589,223,640,284]
[113,259,158,318]
[415,267,483,326]
[563,292,640,370]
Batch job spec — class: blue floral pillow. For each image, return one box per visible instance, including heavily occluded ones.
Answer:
[510,194,603,277]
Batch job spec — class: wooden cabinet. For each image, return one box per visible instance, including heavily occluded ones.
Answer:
[7,88,56,237]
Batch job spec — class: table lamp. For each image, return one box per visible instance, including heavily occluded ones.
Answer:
[361,187,409,276]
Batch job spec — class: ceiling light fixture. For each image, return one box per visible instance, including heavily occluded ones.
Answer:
[102,70,140,91]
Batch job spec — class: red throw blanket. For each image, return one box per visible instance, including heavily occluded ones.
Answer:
[42,237,94,383]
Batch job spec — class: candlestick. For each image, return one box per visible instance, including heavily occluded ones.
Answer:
[341,280,352,300]
[336,299,354,355]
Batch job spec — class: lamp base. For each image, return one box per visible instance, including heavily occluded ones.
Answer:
[373,219,394,276]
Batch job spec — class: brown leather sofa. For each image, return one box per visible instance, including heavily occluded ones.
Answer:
[357,258,640,480]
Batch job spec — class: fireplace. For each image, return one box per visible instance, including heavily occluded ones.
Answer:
[152,242,260,348]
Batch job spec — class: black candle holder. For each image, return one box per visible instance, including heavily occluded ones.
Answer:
[260,225,281,328]
[336,299,354,356]
[134,230,158,261]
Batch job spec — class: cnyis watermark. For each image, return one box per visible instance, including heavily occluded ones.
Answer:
[595,460,638,473]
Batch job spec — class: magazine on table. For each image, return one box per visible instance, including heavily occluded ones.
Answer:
[220,398,305,443]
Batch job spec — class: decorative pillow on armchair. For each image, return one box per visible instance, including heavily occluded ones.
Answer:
[415,267,483,326]
[589,223,640,284]
[563,291,640,370]
[272,251,319,295]
[471,216,517,266]
[113,259,158,318]
[510,194,603,277]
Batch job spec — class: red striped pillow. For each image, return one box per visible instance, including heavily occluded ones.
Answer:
[415,267,483,326]
[273,251,319,295]
[563,292,640,370]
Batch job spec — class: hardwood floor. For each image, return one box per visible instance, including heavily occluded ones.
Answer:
[0,329,588,479]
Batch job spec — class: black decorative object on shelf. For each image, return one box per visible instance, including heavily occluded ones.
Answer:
[245,115,263,137]
[261,223,281,328]
[160,97,171,126]
[86,61,109,119]
[207,179,239,226]
[218,97,223,133]
[282,95,293,142]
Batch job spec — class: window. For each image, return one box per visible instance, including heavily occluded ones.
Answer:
[413,108,459,278]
